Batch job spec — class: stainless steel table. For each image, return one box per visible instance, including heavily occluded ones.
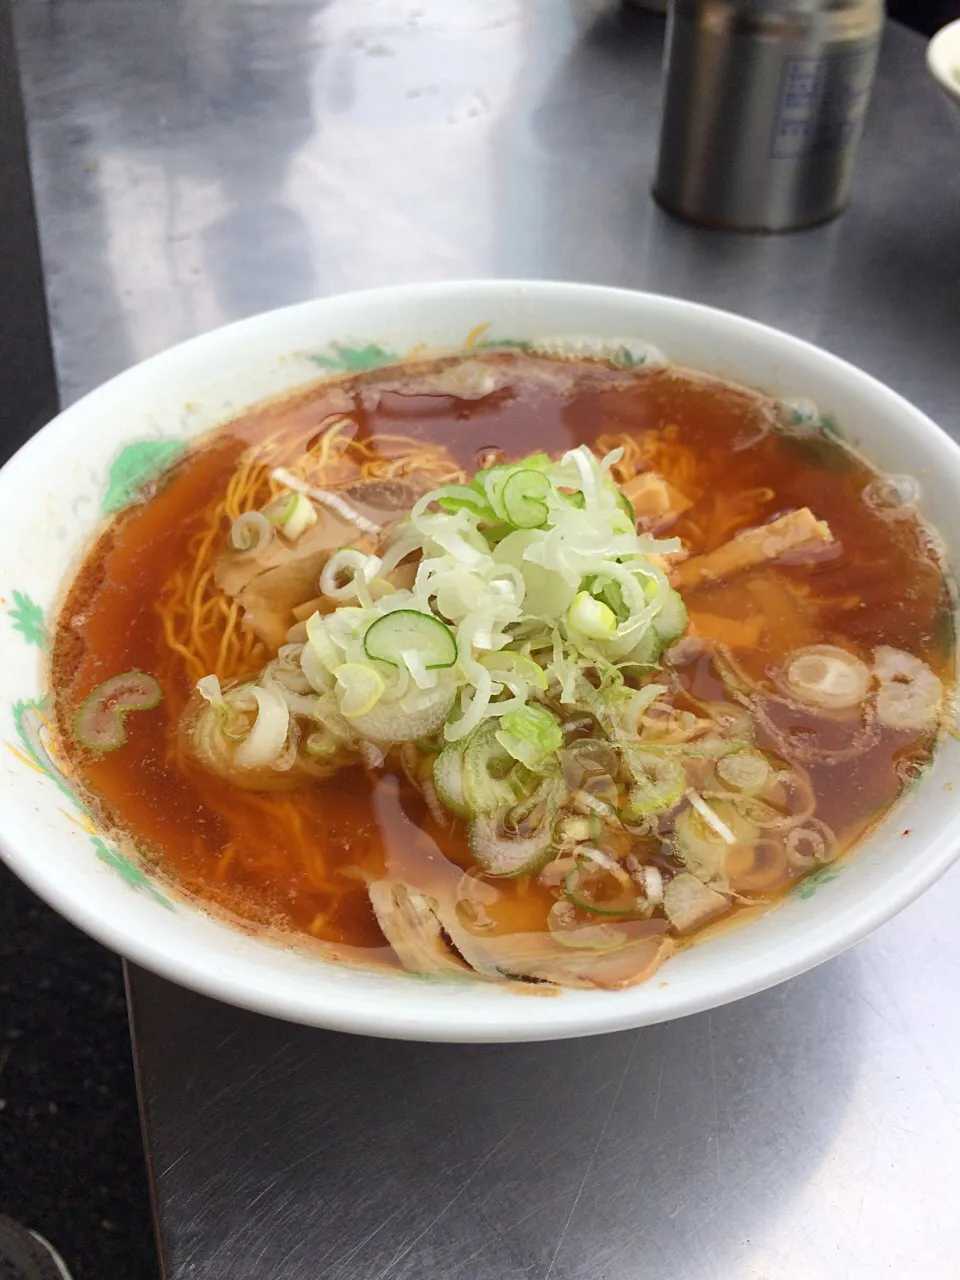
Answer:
[14,3,960,1276]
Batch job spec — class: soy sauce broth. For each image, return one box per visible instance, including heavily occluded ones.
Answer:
[51,354,955,964]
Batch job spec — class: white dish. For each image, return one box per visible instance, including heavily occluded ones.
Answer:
[927,18,960,108]
[1,279,958,1042]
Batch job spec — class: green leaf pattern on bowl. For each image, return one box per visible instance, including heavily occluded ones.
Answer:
[8,590,48,649]
[794,867,841,899]
[475,337,534,352]
[309,342,400,373]
[90,837,173,909]
[103,439,187,514]
[7,696,174,911]
[11,697,74,800]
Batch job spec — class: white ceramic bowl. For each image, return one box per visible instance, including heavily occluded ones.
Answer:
[2,281,959,1042]
[927,19,960,109]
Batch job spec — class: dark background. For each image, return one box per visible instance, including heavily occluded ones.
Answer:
[888,0,960,35]
[0,2,955,1278]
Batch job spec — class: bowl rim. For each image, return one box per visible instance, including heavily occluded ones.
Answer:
[2,277,960,1042]
[927,18,960,105]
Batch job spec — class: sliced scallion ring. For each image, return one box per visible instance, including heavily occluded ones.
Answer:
[462,720,525,815]
[303,613,341,683]
[363,610,457,670]
[715,749,771,793]
[619,750,685,820]
[495,703,563,771]
[779,645,871,711]
[433,743,470,817]
[262,490,318,541]
[74,671,163,751]
[468,777,560,876]
[500,468,552,529]
[305,729,342,759]
[651,587,687,645]
[547,900,629,951]
[434,484,498,521]
[334,663,386,718]
[478,650,548,690]
[229,510,272,554]
[233,685,290,770]
[564,853,639,916]
[567,591,617,640]
[616,489,636,527]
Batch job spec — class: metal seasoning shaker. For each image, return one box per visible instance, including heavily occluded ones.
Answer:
[653,0,884,232]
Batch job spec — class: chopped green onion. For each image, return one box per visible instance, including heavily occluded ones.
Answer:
[472,464,513,519]
[500,468,552,529]
[233,685,290,770]
[564,852,639,916]
[462,721,526,815]
[547,900,629,950]
[433,743,470,817]
[874,646,942,731]
[262,491,318,541]
[561,739,621,786]
[467,777,560,876]
[475,454,553,522]
[514,451,553,470]
[478,650,548,690]
[686,789,736,844]
[305,728,342,758]
[74,671,163,751]
[346,682,456,743]
[616,627,662,671]
[558,815,593,844]
[320,548,379,602]
[334,663,385,718]
[673,798,757,883]
[715,749,771,793]
[495,703,563,771]
[433,484,498,522]
[616,490,636,527]
[781,644,871,711]
[363,610,457,670]
[492,529,576,618]
[620,750,685,820]
[304,612,343,673]
[567,591,617,640]
[573,773,619,816]
[229,511,272,554]
[596,578,628,622]
[192,443,701,832]
[651,586,687,645]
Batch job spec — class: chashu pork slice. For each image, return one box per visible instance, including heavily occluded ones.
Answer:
[215,478,427,650]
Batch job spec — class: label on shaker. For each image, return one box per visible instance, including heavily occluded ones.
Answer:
[771,47,877,159]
